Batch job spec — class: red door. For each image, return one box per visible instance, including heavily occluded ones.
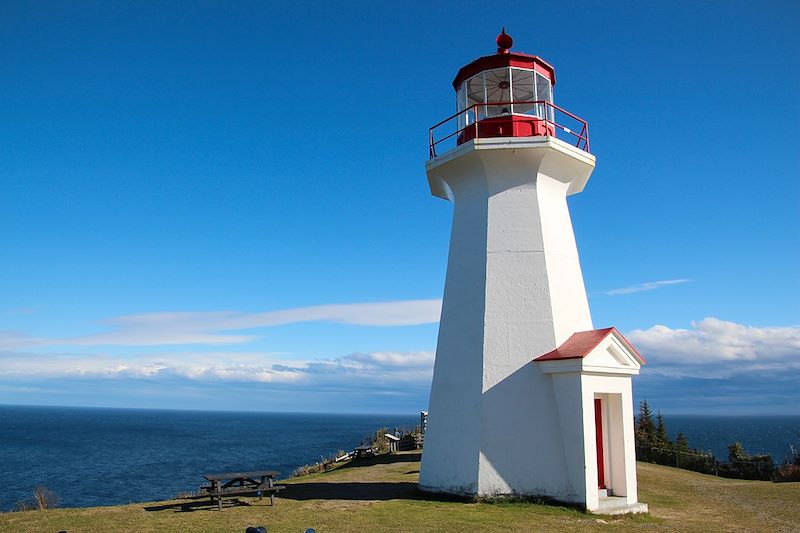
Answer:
[594,398,605,489]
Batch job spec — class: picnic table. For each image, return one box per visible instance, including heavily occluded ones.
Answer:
[199,470,285,510]
[353,445,374,459]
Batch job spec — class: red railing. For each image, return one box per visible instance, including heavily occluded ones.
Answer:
[429,100,590,158]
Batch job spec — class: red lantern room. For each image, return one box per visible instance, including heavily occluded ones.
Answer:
[429,30,589,158]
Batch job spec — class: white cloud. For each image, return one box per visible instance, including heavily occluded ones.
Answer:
[4,316,799,411]
[0,349,436,389]
[0,332,44,351]
[626,317,800,378]
[300,351,435,387]
[603,279,692,296]
[0,299,442,349]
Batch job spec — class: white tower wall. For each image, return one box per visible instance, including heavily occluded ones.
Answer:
[420,137,596,500]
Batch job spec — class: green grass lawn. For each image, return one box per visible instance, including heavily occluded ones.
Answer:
[2,452,798,532]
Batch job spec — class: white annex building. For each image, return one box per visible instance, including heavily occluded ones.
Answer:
[419,30,648,514]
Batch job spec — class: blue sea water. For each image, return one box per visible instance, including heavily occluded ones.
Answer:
[0,405,417,511]
[0,406,798,511]
[663,415,800,462]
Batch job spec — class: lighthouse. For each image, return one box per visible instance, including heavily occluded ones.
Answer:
[420,30,648,514]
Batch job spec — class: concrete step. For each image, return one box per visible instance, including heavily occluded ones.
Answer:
[594,495,649,515]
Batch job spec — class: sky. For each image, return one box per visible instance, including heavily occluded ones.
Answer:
[1,0,798,415]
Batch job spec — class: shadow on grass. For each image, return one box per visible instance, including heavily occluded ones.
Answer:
[281,452,430,502]
[282,481,423,501]
[143,498,256,513]
[339,452,421,469]
[145,453,431,511]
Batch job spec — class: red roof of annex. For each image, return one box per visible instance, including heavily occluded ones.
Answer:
[534,327,646,364]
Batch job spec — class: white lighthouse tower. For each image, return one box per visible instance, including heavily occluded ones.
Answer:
[420,30,647,514]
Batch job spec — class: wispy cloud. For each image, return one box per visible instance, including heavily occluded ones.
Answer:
[8,318,795,385]
[0,349,436,389]
[3,315,799,414]
[0,299,442,349]
[626,317,800,378]
[602,279,692,296]
[2,307,36,316]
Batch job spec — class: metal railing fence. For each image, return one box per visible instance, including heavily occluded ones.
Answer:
[429,100,590,158]
[636,445,775,480]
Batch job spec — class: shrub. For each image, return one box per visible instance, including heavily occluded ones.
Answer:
[15,486,59,511]
[33,486,59,509]
[773,443,800,482]
[719,442,774,481]
[786,443,800,466]
[774,463,800,483]
[368,427,390,454]
[14,500,36,512]
[636,444,718,475]
[291,450,348,478]
[675,449,718,475]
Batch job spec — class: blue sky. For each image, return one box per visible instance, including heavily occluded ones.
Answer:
[1,0,798,414]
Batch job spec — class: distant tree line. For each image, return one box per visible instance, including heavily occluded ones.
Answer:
[634,400,800,482]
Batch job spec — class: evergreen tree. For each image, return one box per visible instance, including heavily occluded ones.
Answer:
[635,400,656,447]
[656,411,672,448]
[676,432,689,452]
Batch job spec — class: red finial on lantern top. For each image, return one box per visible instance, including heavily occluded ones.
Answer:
[496,28,513,54]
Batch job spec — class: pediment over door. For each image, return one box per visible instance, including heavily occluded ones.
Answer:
[534,327,645,375]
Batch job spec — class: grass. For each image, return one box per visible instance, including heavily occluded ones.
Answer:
[1,452,798,532]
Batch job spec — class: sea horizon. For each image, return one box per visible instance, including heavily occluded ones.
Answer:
[3,402,798,418]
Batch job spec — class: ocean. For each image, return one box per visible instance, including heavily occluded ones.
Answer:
[663,415,799,461]
[0,405,418,511]
[0,405,798,511]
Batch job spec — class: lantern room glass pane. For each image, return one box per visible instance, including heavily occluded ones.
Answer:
[483,68,510,118]
[457,83,466,130]
[534,72,552,120]
[466,75,484,104]
[466,74,485,120]
[511,68,535,114]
